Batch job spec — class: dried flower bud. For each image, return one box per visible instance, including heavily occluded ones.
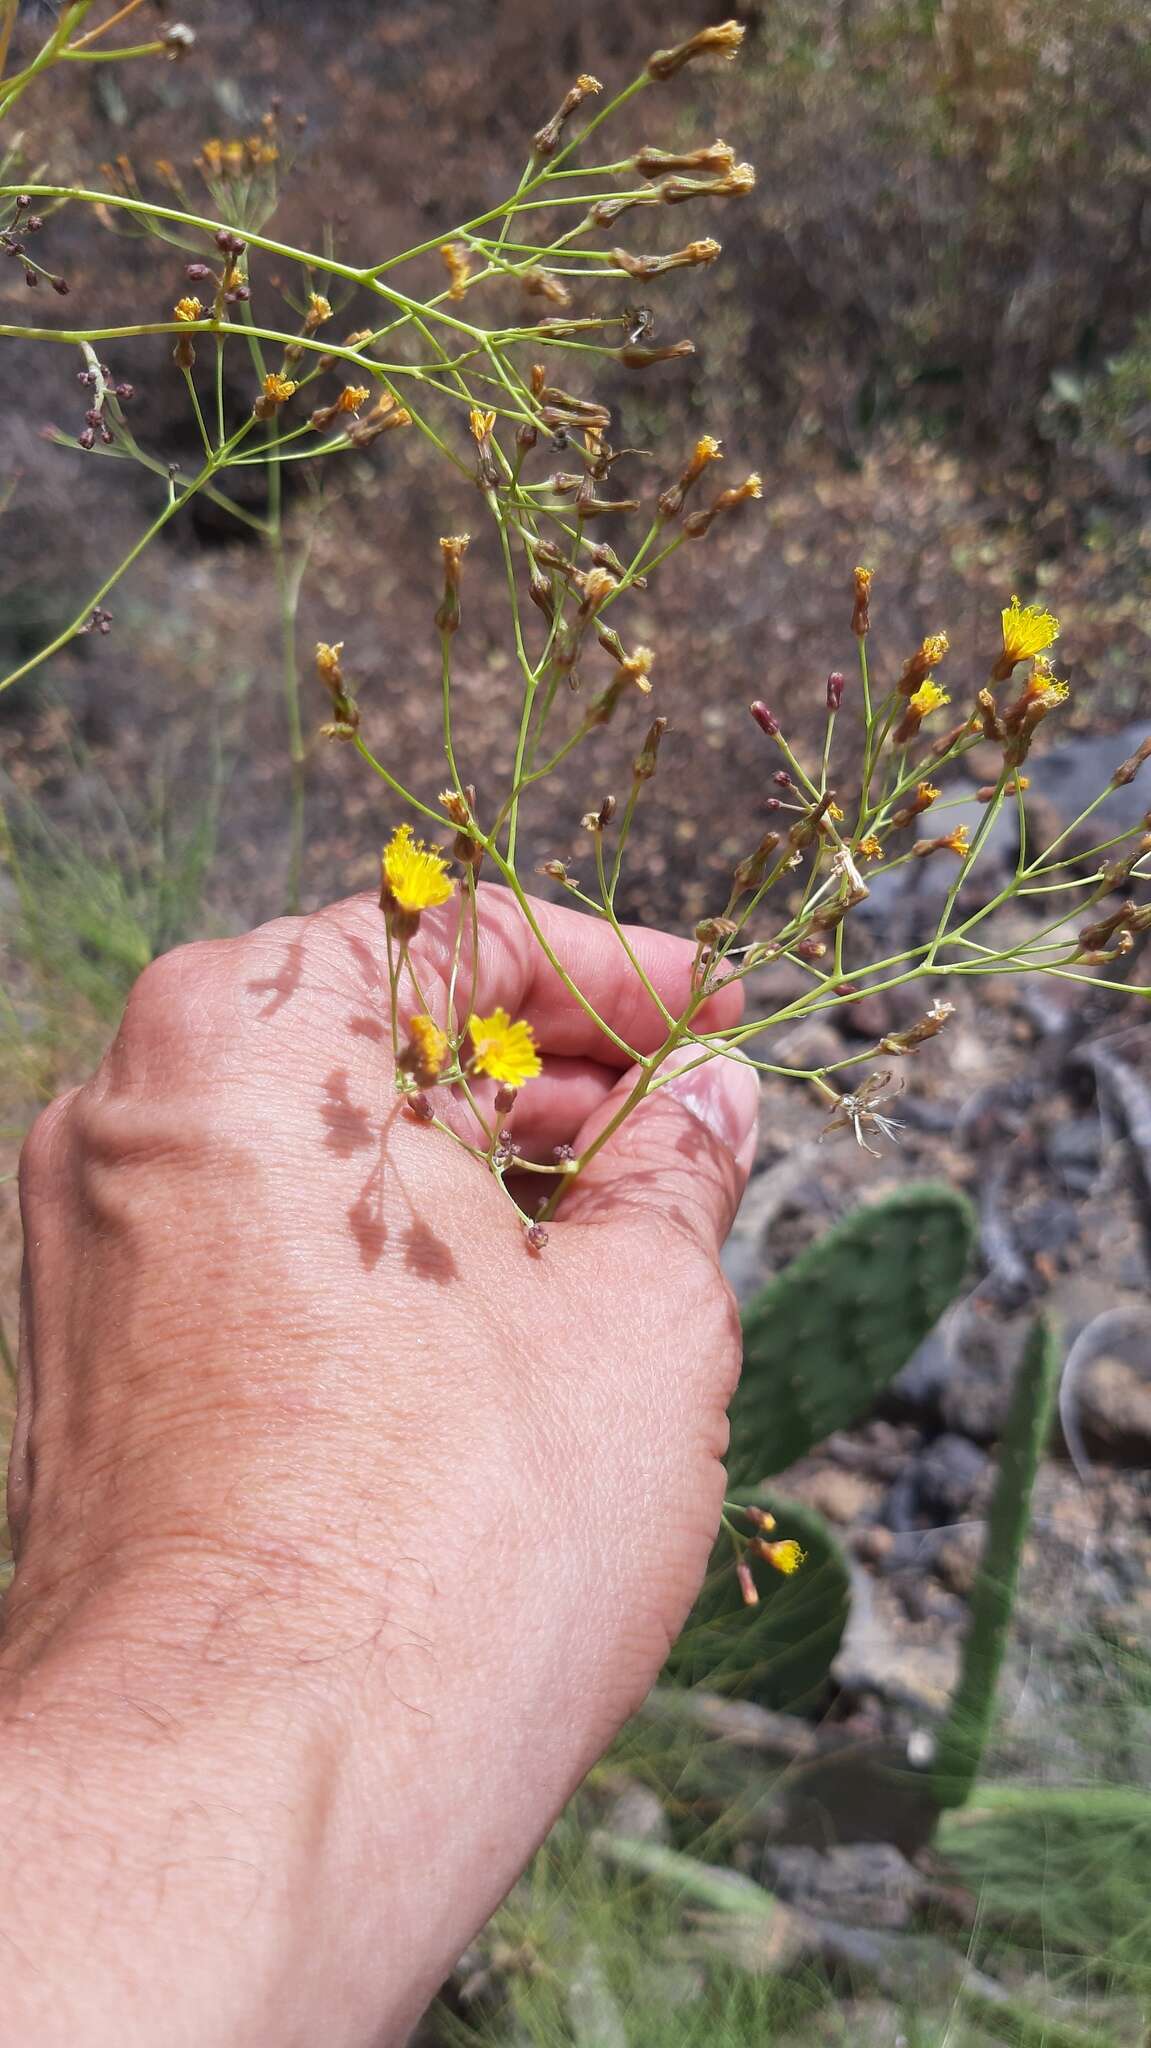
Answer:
[896,633,950,698]
[346,395,412,447]
[398,1015,451,1089]
[633,716,668,782]
[976,775,1029,802]
[695,916,740,945]
[851,565,872,637]
[733,829,781,892]
[406,1092,435,1123]
[613,238,721,279]
[1076,901,1138,953]
[435,532,470,635]
[648,21,745,81]
[172,335,196,370]
[794,936,827,962]
[616,339,696,368]
[891,782,941,829]
[634,140,736,178]
[253,370,297,419]
[524,1221,549,1253]
[658,433,722,520]
[1113,736,1151,787]
[750,700,781,737]
[826,671,845,711]
[683,473,761,538]
[892,678,951,745]
[533,74,602,157]
[736,1558,759,1607]
[440,242,471,300]
[879,999,956,1054]
[494,1084,517,1115]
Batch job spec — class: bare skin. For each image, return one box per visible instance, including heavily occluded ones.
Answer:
[2,885,759,2046]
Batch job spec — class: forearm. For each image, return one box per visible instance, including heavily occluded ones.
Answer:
[0,1526,619,2046]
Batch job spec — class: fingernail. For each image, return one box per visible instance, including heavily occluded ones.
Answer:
[661,1046,760,1158]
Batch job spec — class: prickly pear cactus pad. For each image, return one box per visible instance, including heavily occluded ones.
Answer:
[727,1184,977,1489]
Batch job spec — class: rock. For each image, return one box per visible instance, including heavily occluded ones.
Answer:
[1076,1354,1151,1465]
[910,1433,991,1518]
[1047,1112,1103,1192]
[939,1325,1014,1442]
[601,1780,671,1845]
[935,1522,984,1596]
[759,1842,922,1931]
[887,1329,953,1421]
[800,1468,882,1525]
[852,1525,896,1566]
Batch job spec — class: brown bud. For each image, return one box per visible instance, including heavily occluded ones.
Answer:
[750,700,780,737]
[733,829,781,892]
[633,717,668,782]
[533,74,602,159]
[435,532,470,635]
[1113,736,1151,787]
[647,22,745,81]
[615,339,695,368]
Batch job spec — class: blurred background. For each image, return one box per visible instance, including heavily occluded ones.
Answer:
[3,4,1151,2042]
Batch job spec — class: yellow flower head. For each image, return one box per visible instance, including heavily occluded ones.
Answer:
[999,595,1060,674]
[858,834,885,860]
[174,295,204,321]
[762,1539,805,1576]
[852,565,872,635]
[304,292,332,331]
[381,822,455,915]
[336,385,371,414]
[943,825,971,857]
[401,1014,451,1087]
[315,641,344,687]
[262,371,297,403]
[908,679,950,718]
[440,242,472,300]
[1024,655,1070,707]
[469,407,497,443]
[921,632,950,668]
[468,1008,542,1089]
[619,644,655,693]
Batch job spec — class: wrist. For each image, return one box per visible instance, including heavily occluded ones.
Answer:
[0,1504,628,2046]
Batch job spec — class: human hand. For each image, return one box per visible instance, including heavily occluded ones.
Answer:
[4,885,758,2045]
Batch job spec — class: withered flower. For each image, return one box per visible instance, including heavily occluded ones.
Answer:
[612,239,720,278]
[435,533,471,636]
[683,472,761,538]
[647,22,745,82]
[533,74,603,158]
[634,140,736,178]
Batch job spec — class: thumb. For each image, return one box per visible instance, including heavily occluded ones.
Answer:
[557,1046,760,1250]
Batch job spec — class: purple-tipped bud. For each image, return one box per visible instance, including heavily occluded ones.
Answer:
[750,700,780,737]
[773,770,793,789]
[765,796,782,810]
[78,426,96,450]
[826,670,845,711]
[50,275,69,295]
[185,261,213,280]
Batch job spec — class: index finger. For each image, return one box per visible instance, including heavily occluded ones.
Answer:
[322,884,744,1067]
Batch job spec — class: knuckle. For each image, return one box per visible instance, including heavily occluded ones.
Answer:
[18,1088,80,1205]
